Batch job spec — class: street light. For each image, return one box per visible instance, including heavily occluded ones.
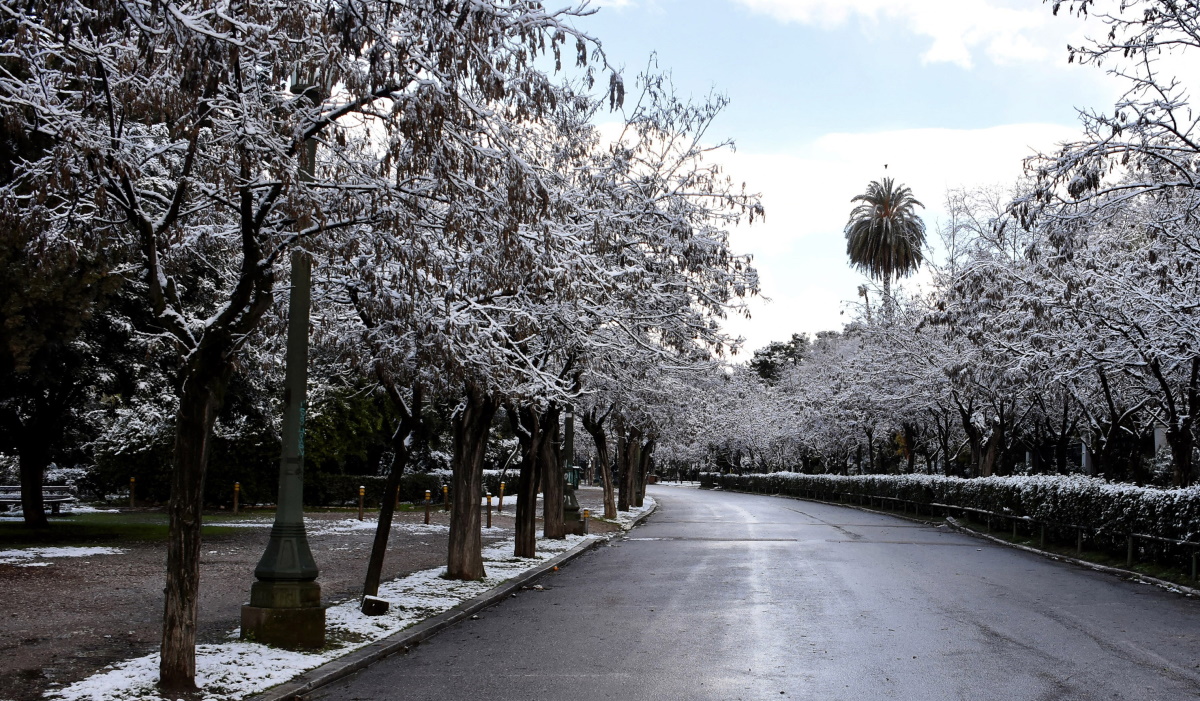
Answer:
[241,71,327,648]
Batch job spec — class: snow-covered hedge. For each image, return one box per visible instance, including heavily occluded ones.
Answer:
[701,472,1200,544]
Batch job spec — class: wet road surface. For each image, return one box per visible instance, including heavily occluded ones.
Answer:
[314,485,1200,700]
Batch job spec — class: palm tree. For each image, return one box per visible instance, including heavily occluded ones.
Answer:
[844,177,926,316]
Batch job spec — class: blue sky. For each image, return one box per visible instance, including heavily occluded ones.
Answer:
[568,0,1125,354]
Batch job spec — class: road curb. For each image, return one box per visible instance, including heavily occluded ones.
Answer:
[251,499,658,701]
[624,499,658,530]
[250,535,606,701]
[944,516,1200,598]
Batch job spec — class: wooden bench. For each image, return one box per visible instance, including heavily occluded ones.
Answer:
[0,485,77,515]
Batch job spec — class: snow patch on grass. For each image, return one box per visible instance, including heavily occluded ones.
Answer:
[0,546,125,565]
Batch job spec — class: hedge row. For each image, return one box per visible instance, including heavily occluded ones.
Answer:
[701,472,1200,544]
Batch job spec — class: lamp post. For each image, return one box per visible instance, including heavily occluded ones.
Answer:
[240,250,325,648]
[240,71,328,648]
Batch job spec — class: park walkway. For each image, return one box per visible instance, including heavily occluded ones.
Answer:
[315,484,1200,700]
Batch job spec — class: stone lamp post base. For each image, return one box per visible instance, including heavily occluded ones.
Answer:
[241,580,326,649]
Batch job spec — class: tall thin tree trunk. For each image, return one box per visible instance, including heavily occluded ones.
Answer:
[621,426,641,510]
[581,407,616,519]
[635,437,654,507]
[882,275,892,322]
[903,423,917,474]
[541,405,564,539]
[510,405,543,558]
[446,384,497,580]
[362,383,420,599]
[615,417,630,512]
[627,432,642,508]
[159,355,233,692]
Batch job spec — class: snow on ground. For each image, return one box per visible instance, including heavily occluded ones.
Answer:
[0,546,125,566]
[45,535,590,701]
[1,504,123,519]
[608,496,655,530]
[38,498,656,701]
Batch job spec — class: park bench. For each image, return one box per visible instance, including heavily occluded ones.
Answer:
[0,485,77,515]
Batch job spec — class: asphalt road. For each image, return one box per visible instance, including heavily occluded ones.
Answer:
[314,485,1200,700]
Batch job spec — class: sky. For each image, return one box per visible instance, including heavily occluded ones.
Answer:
[568,0,1126,355]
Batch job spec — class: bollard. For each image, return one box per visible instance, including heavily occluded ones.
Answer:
[498,482,505,512]
[358,485,365,521]
[234,482,240,515]
[424,490,431,525]
[583,508,590,535]
[1193,550,1197,581]
[1012,518,1017,539]
[1076,527,1082,555]
[1127,535,1134,567]
[1039,524,1045,549]
[443,485,449,512]
[129,477,136,508]
[486,494,492,529]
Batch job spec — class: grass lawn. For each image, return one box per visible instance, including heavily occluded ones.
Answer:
[0,502,433,547]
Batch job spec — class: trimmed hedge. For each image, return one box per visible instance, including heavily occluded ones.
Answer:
[701,472,1200,544]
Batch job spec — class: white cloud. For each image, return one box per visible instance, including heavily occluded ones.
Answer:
[716,122,1082,352]
[731,0,1083,68]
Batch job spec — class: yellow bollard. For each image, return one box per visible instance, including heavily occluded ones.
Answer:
[583,508,590,535]
[358,485,365,521]
[486,494,492,529]
[233,482,240,515]
[129,477,135,508]
[498,482,505,512]
[443,485,449,512]
[424,490,431,525]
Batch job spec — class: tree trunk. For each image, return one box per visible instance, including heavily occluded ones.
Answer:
[446,384,497,580]
[1168,425,1193,488]
[16,411,50,528]
[864,428,876,474]
[981,427,1001,477]
[903,423,917,474]
[627,432,642,507]
[581,407,616,519]
[159,353,233,692]
[635,437,655,507]
[618,425,640,511]
[615,417,630,512]
[957,405,982,478]
[362,383,421,599]
[509,404,544,558]
[540,405,564,539]
[882,275,893,322]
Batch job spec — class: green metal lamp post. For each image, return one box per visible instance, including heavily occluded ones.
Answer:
[240,250,325,648]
